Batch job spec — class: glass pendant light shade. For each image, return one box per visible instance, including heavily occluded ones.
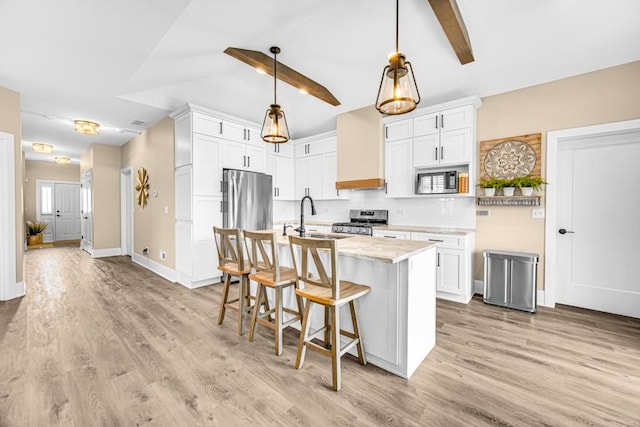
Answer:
[375,52,420,115]
[375,0,420,115]
[261,103,289,143]
[261,46,290,143]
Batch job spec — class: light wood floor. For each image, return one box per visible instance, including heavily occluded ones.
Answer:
[1,247,639,426]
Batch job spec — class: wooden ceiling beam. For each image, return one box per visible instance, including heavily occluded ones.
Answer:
[224,47,340,106]
[427,0,475,65]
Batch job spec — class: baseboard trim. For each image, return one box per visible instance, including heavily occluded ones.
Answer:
[132,253,177,283]
[473,280,552,308]
[176,272,221,289]
[0,281,25,301]
[92,247,122,258]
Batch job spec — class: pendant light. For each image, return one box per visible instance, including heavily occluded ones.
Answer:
[261,46,290,143]
[375,0,421,115]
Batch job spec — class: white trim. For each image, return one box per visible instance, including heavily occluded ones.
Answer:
[545,118,640,308]
[175,271,221,289]
[120,166,133,256]
[91,247,122,258]
[0,132,20,301]
[132,253,177,283]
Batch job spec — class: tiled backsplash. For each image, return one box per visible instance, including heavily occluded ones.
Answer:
[275,189,476,228]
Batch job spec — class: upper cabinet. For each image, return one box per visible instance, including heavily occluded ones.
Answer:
[294,132,348,201]
[383,96,482,198]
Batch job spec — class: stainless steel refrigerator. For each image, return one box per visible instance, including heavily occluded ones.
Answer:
[222,169,273,231]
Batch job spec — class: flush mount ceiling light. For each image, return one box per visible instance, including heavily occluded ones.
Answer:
[261,46,290,144]
[54,156,71,165]
[375,0,421,115]
[74,119,100,135]
[32,142,54,154]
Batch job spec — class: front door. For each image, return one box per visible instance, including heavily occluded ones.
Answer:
[556,129,640,318]
[54,183,81,241]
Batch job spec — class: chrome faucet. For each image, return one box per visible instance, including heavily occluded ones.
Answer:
[295,195,317,237]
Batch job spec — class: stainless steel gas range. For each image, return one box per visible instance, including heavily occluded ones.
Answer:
[331,209,389,236]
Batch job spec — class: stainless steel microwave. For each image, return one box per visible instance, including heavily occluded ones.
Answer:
[416,171,458,194]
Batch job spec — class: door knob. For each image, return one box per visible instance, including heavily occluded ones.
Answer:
[558,228,575,234]
[56,215,60,217]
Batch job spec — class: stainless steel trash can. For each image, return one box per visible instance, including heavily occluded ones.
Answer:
[483,250,539,313]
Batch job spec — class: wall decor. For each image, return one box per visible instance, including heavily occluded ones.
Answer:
[480,133,541,180]
[135,167,149,207]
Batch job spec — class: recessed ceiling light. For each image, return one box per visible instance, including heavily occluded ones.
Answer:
[74,120,100,135]
[32,142,54,154]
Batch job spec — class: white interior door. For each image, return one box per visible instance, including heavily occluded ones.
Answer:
[54,183,81,241]
[556,130,640,318]
[81,172,93,253]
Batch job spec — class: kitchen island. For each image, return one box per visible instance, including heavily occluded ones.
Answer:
[273,233,437,379]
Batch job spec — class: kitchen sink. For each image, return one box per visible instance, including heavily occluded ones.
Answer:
[306,233,351,240]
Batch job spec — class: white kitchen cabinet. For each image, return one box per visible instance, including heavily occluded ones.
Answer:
[193,112,223,137]
[385,138,414,198]
[411,231,474,303]
[413,106,473,167]
[266,151,294,200]
[321,152,348,200]
[384,118,413,142]
[373,229,410,239]
[193,133,222,196]
[222,120,249,143]
[295,138,326,158]
[222,139,265,173]
[295,155,323,199]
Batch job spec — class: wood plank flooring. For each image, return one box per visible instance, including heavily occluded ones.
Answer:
[1,247,639,426]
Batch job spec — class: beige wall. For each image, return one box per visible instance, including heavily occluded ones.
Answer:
[476,60,640,289]
[23,161,80,222]
[0,85,23,283]
[121,116,175,268]
[80,144,122,250]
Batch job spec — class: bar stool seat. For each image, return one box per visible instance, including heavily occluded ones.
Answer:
[289,235,371,391]
[213,227,267,335]
[244,230,304,356]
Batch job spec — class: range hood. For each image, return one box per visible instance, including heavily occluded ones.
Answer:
[335,105,385,190]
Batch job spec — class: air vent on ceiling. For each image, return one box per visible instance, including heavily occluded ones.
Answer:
[130,120,146,127]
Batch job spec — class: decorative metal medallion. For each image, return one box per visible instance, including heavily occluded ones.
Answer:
[135,167,149,207]
[483,140,536,179]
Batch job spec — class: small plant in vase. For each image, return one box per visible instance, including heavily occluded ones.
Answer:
[513,176,548,196]
[478,177,505,197]
[502,178,516,197]
[26,221,47,245]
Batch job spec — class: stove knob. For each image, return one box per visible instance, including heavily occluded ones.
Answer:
[346,227,352,233]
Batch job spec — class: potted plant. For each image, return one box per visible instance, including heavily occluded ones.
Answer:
[478,177,505,197]
[513,176,548,196]
[502,178,516,197]
[26,221,47,245]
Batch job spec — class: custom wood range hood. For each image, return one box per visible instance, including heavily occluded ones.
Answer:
[336,105,385,190]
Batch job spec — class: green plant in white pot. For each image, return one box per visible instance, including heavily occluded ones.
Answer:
[478,177,505,197]
[513,176,548,196]
[502,178,516,197]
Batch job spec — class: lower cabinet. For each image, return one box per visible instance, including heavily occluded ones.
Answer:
[411,231,474,303]
[372,229,410,239]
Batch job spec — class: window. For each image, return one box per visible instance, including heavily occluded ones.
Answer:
[41,186,53,214]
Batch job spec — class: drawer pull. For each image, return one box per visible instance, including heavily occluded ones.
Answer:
[429,239,444,242]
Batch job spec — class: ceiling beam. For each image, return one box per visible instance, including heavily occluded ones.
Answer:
[224,47,341,106]
[427,0,474,65]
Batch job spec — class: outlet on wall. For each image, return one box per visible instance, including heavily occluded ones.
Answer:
[142,247,148,255]
[159,250,166,261]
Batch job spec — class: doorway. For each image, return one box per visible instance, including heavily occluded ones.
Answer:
[545,119,640,318]
[36,180,81,243]
[120,166,133,256]
[80,170,93,254]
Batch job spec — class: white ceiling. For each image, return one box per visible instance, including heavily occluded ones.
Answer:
[2,0,640,164]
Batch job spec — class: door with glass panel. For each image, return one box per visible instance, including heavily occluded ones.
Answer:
[37,182,55,243]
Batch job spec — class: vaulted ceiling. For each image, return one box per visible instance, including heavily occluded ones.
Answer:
[2,0,640,164]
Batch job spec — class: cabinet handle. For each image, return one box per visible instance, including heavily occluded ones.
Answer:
[247,129,250,140]
[243,129,246,140]
[428,238,444,242]
[243,155,246,167]
[247,156,250,168]
[220,180,224,193]
[385,182,388,194]
[385,126,388,139]
[277,187,280,197]
[441,147,444,160]
[384,235,397,239]
[220,201,224,212]
[435,147,438,160]
[441,114,444,128]
[435,115,438,129]
[219,122,223,134]
[437,253,440,267]
[274,187,276,197]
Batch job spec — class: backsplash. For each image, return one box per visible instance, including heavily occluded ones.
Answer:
[275,189,476,229]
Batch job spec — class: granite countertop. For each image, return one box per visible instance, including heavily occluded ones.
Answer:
[274,232,437,264]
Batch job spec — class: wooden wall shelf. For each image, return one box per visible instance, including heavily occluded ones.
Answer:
[477,196,541,206]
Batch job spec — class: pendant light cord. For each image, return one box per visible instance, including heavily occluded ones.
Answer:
[395,0,399,53]
[273,51,277,104]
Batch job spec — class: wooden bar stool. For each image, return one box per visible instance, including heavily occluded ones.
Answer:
[288,235,371,391]
[244,230,304,356]
[213,226,267,335]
